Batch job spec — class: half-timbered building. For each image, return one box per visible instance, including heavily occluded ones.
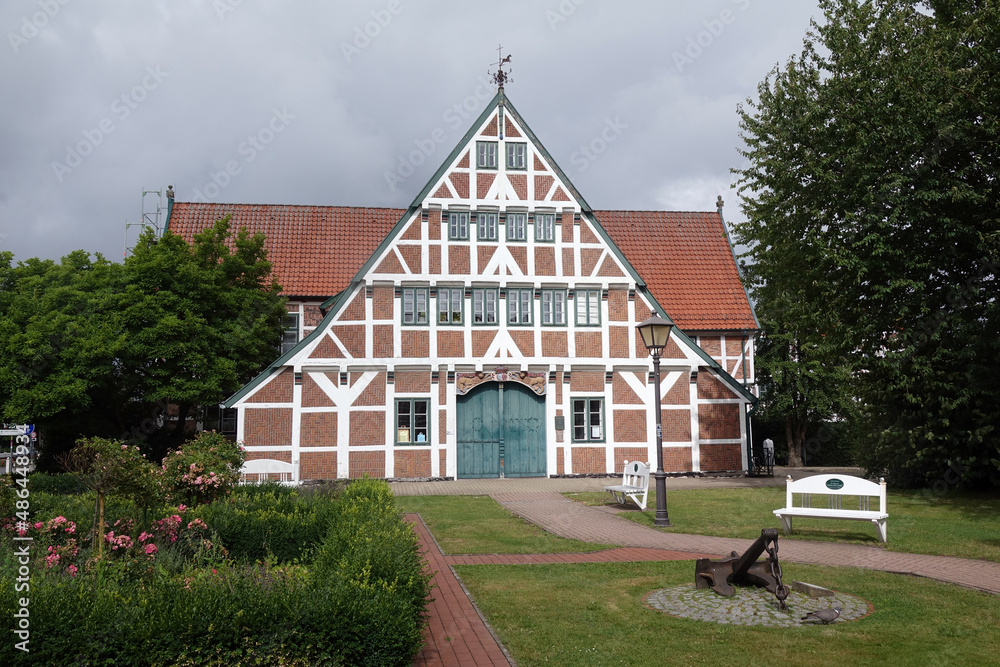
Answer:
[166,88,758,480]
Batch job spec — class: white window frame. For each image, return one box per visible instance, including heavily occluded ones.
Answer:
[506,212,527,241]
[402,288,429,325]
[448,211,469,240]
[507,289,533,325]
[575,289,601,326]
[535,213,555,242]
[541,289,566,325]
[472,288,498,325]
[438,287,463,325]
[477,141,497,169]
[506,142,527,170]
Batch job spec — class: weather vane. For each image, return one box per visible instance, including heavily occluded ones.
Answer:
[489,45,512,88]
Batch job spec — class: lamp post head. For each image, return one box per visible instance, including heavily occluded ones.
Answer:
[637,311,674,357]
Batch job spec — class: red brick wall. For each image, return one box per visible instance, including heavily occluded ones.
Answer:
[556,447,565,474]
[302,372,335,408]
[534,246,556,275]
[570,370,604,392]
[394,449,431,478]
[340,291,366,321]
[449,245,470,274]
[396,371,431,394]
[245,369,293,403]
[353,372,386,407]
[509,329,534,356]
[333,325,366,358]
[597,256,625,278]
[664,376,690,405]
[698,373,735,400]
[478,245,496,273]
[541,331,567,357]
[429,245,441,274]
[372,285,393,319]
[401,330,429,358]
[349,451,386,478]
[613,372,644,404]
[535,174,553,198]
[300,412,337,447]
[613,410,646,442]
[472,330,496,357]
[309,333,344,359]
[575,331,602,358]
[662,409,691,441]
[303,304,324,327]
[700,336,722,357]
[662,447,693,472]
[726,336,746,357]
[579,221,599,244]
[439,411,447,445]
[608,289,628,321]
[613,447,649,472]
[699,443,742,472]
[509,245,528,274]
[508,174,527,199]
[478,172,495,199]
[609,326,629,358]
[299,451,337,480]
[349,411,385,445]
[562,247,575,275]
[699,403,742,440]
[398,245,422,274]
[439,449,447,475]
[428,209,441,239]
[580,249,602,276]
[373,325,393,358]
[571,447,605,474]
[450,173,469,198]
[243,408,292,447]
[400,218,422,241]
[437,331,464,357]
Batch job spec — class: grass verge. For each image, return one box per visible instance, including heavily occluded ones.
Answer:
[456,560,1000,667]
[396,495,610,554]
[567,487,1000,562]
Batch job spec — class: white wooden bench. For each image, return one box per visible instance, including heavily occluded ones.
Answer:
[774,474,888,542]
[240,458,299,486]
[605,461,651,511]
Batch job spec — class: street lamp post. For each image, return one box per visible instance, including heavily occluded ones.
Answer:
[637,311,674,527]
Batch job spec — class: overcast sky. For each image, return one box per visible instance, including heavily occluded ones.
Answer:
[0,0,822,263]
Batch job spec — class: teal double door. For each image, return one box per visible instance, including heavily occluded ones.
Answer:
[457,381,546,478]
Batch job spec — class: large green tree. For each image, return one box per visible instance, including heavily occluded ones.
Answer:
[0,216,286,465]
[734,0,999,487]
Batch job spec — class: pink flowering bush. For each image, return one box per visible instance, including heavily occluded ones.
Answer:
[160,431,244,506]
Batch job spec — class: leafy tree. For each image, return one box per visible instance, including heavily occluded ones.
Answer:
[734,0,1000,487]
[0,216,286,465]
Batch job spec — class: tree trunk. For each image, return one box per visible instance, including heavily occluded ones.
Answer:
[96,491,105,560]
[786,417,808,467]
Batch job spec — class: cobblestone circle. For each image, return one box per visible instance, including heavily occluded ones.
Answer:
[645,584,871,627]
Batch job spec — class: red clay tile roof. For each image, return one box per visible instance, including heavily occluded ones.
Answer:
[166,203,405,297]
[594,210,757,332]
[167,203,756,331]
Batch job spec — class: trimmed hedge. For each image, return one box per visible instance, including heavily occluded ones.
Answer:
[0,479,430,666]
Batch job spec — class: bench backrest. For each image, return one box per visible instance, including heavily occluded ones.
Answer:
[621,460,651,488]
[241,458,298,485]
[786,474,886,513]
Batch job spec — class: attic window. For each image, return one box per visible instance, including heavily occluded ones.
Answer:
[477,141,497,169]
[280,313,300,355]
[506,142,527,170]
[448,211,469,240]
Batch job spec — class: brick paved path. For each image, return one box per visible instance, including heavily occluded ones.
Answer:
[404,476,1000,666]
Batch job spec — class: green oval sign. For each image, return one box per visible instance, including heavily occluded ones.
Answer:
[826,478,845,490]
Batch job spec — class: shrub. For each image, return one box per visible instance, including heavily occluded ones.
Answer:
[160,431,244,506]
[27,472,85,495]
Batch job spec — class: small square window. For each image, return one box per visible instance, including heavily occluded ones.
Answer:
[506,213,526,241]
[402,288,429,325]
[506,142,527,170]
[535,213,555,242]
[541,289,566,325]
[507,289,533,325]
[438,287,463,325]
[478,212,498,241]
[396,399,429,444]
[572,398,604,442]
[477,141,497,169]
[575,289,601,326]
[448,211,469,240]
[472,288,498,325]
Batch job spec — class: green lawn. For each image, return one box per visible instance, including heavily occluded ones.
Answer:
[567,487,1000,562]
[396,495,610,554]
[456,560,1000,667]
